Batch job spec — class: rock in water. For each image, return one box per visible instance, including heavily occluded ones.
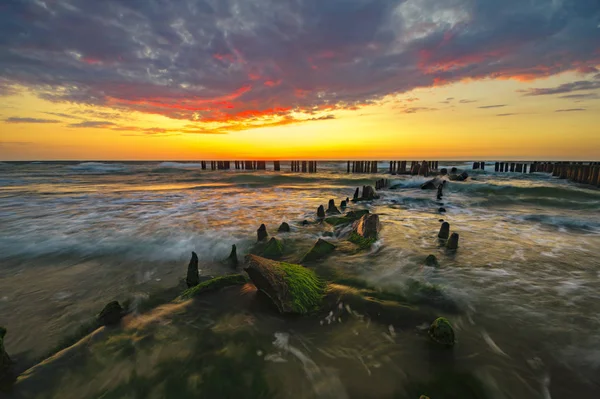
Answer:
[425,255,439,267]
[186,251,200,287]
[428,317,455,346]
[353,188,359,200]
[226,244,238,267]
[244,255,324,314]
[277,222,290,233]
[301,238,336,262]
[353,213,380,239]
[440,168,448,175]
[262,237,284,259]
[438,222,450,239]
[257,224,268,241]
[97,301,124,326]
[438,207,446,213]
[450,167,458,174]
[317,205,325,219]
[0,327,12,380]
[447,233,459,250]
[327,199,341,214]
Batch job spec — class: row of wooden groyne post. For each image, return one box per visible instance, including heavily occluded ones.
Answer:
[480,161,600,187]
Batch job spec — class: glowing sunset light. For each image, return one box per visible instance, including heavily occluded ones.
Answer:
[0,0,598,161]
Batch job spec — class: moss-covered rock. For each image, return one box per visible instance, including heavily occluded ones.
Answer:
[348,231,377,250]
[262,237,284,259]
[277,222,290,232]
[244,255,324,314]
[180,274,248,299]
[301,238,336,263]
[97,301,124,326]
[428,317,455,347]
[186,251,200,288]
[425,254,439,267]
[324,209,370,226]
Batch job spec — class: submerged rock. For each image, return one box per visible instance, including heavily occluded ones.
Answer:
[324,209,369,226]
[327,199,341,214]
[97,301,124,326]
[277,222,290,233]
[186,251,200,288]
[0,327,12,381]
[226,245,238,267]
[353,213,380,239]
[421,177,442,190]
[428,317,455,346]
[317,205,325,219]
[449,171,469,181]
[262,237,284,259]
[425,255,439,267]
[244,255,324,314]
[438,222,450,239]
[301,238,336,262]
[180,274,247,299]
[257,224,268,241]
[447,233,459,250]
[438,207,446,213]
[301,220,309,226]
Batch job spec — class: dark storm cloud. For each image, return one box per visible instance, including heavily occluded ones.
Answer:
[478,104,507,109]
[0,0,599,124]
[5,117,60,123]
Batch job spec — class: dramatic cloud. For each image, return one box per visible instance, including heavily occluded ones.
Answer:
[68,121,116,128]
[555,108,586,112]
[520,80,600,96]
[0,0,599,131]
[479,105,507,109]
[5,117,60,123]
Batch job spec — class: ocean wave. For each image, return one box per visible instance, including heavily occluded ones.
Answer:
[69,162,127,174]
[156,162,204,169]
[520,214,600,232]
[448,181,600,201]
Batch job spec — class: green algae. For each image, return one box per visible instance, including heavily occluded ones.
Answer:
[300,238,336,263]
[324,209,370,226]
[280,262,325,314]
[180,274,248,299]
[348,231,377,249]
[428,317,455,346]
[262,237,284,259]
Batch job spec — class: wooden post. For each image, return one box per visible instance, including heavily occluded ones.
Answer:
[347,161,350,173]
[302,161,307,173]
[495,162,499,172]
[510,163,515,172]
[473,162,479,170]
[481,162,485,170]
[523,164,527,173]
[400,161,406,173]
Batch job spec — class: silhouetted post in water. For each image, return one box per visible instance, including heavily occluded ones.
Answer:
[389,161,393,174]
[347,161,350,173]
[473,162,479,170]
[523,164,528,173]
[447,233,459,249]
[351,161,355,173]
[480,162,485,170]
[301,161,307,173]
[495,162,499,172]
[438,222,450,239]
[317,205,325,219]
[201,161,206,170]
[510,163,515,172]
[274,161,280,171]
[516,163,522,173]
[400,161,407,174]
[436,184,443,200]
[353,187,359,200]
[186,251,199,288]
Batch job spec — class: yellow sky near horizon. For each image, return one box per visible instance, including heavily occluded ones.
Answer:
[1,72,599,161]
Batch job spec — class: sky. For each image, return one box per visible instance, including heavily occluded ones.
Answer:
[0,0,599,161]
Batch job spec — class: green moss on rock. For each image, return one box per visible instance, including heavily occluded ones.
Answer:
[180,274,248,299]
[348,231,376,250]
[262,237,284,259]
[245,255,324,314]
[301,238,336,263]
[324,209,370,226]
[428,317,455,347]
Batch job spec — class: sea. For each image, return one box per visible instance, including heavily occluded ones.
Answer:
[1,160,599,398]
